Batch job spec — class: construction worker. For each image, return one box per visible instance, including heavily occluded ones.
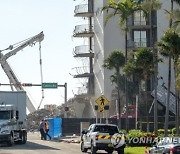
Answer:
[39,119,46,140]
[45,120,51,140]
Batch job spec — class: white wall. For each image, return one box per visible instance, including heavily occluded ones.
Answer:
[91,0,125,118]
[157,0,176,92]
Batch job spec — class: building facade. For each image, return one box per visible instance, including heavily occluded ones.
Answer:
[72,0,177,119]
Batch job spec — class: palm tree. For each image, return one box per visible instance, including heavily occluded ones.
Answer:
[157,29,180,136]
[103,50,125,129]
[124,48,154,132]
[102,0,141,132]
[172,8,180,33]
[142,0,162,134]
[174,0,180,5]
[168,0,180,137]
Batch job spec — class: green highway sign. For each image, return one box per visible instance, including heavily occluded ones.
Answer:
[42,82,58,89]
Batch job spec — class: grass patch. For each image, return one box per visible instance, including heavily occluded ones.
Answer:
[125,146,149,154]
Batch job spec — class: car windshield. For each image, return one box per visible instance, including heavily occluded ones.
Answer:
[94,125,119,134]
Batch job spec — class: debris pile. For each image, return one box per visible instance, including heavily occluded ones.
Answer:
[26,103,76,131]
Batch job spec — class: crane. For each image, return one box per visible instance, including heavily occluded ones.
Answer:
[0,31,44,113]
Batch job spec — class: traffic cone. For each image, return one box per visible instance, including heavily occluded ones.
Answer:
[144,146,149,154]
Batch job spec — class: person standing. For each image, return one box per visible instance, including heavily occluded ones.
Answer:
[45,120,51,140]
[39,119,45,140]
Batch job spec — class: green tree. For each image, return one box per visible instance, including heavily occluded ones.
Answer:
[174,0,180,5]
[102,0,141,132]
[164,0,180,136]
[103,50,125,129]
[157,29,180,136]
[173,8,180,33]
[142,0,162,134]
[124,48,154,132]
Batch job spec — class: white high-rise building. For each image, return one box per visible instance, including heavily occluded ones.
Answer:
[72,0,178,119]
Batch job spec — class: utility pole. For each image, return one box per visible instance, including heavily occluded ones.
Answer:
[64,82,68,118]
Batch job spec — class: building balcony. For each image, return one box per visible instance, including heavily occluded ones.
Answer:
[127,20,151,29]
[127,39,150,49]
[73,45,94,58]
[74,4,93,17]
[70,66,94,78]
[73,24,94,37]
[127,18,157,30]
[76,86,88,95]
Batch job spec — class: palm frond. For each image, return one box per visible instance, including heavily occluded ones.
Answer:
[104,12,117,26]
[174,0,180,5]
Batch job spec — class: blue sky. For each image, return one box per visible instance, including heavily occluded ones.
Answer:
[0,0,85,109]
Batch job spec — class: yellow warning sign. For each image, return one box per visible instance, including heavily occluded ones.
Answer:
[96,95,109,109]
[98,107,105,113]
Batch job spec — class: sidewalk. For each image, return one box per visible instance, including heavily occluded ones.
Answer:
[53,135,81,144]
[28,131,81,143]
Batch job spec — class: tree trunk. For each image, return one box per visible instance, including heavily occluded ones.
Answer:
[145,79,149,132]
[117,72,121,129]
[164,0,173,137]
[125,20,129,133]
[175,90,180,136]
[164,55,172,137]
[149,4,158,135]
[174,63,179,136]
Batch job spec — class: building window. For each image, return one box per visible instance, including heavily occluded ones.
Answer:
[133,30,147,47]
[134,10,146,26]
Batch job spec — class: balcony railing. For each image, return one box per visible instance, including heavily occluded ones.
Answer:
[127,18,157,28]
[133,21,147,26]
[73,24,94,37]
[127,19,149,27]
[77,86,88,95]
[127,40,148,49]
[73,45,94,57]
[71,66,93,78]
[74,4,93,17]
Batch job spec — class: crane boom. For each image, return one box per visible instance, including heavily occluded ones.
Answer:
[1,31,44,62]
[0,58,36,112]
[0,31,44,113]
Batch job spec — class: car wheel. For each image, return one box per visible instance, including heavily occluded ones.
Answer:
[117,148,124,154]
[81,141,88,152]
[91,141,97,154]
[7,134,14,146]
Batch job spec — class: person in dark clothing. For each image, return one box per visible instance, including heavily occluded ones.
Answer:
[39,119,46,140]
[45,120,51,140]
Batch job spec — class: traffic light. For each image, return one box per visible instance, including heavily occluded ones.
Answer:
[22,83,32,86]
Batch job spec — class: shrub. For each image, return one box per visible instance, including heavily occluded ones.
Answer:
[126,129,144,138]
[126,130,156,147]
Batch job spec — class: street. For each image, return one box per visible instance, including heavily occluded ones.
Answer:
[0,132,80,154]
[0,132,114,154]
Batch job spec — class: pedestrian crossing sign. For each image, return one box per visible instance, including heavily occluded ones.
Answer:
[98,107,104,113]
[96,95,109,109]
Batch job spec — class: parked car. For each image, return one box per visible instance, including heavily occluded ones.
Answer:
[80,123,126,154]
[149,137,180,154]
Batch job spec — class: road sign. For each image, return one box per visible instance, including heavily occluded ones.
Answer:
[42,82,58,89]
[98,107,104,113]
[96,95,109,109]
